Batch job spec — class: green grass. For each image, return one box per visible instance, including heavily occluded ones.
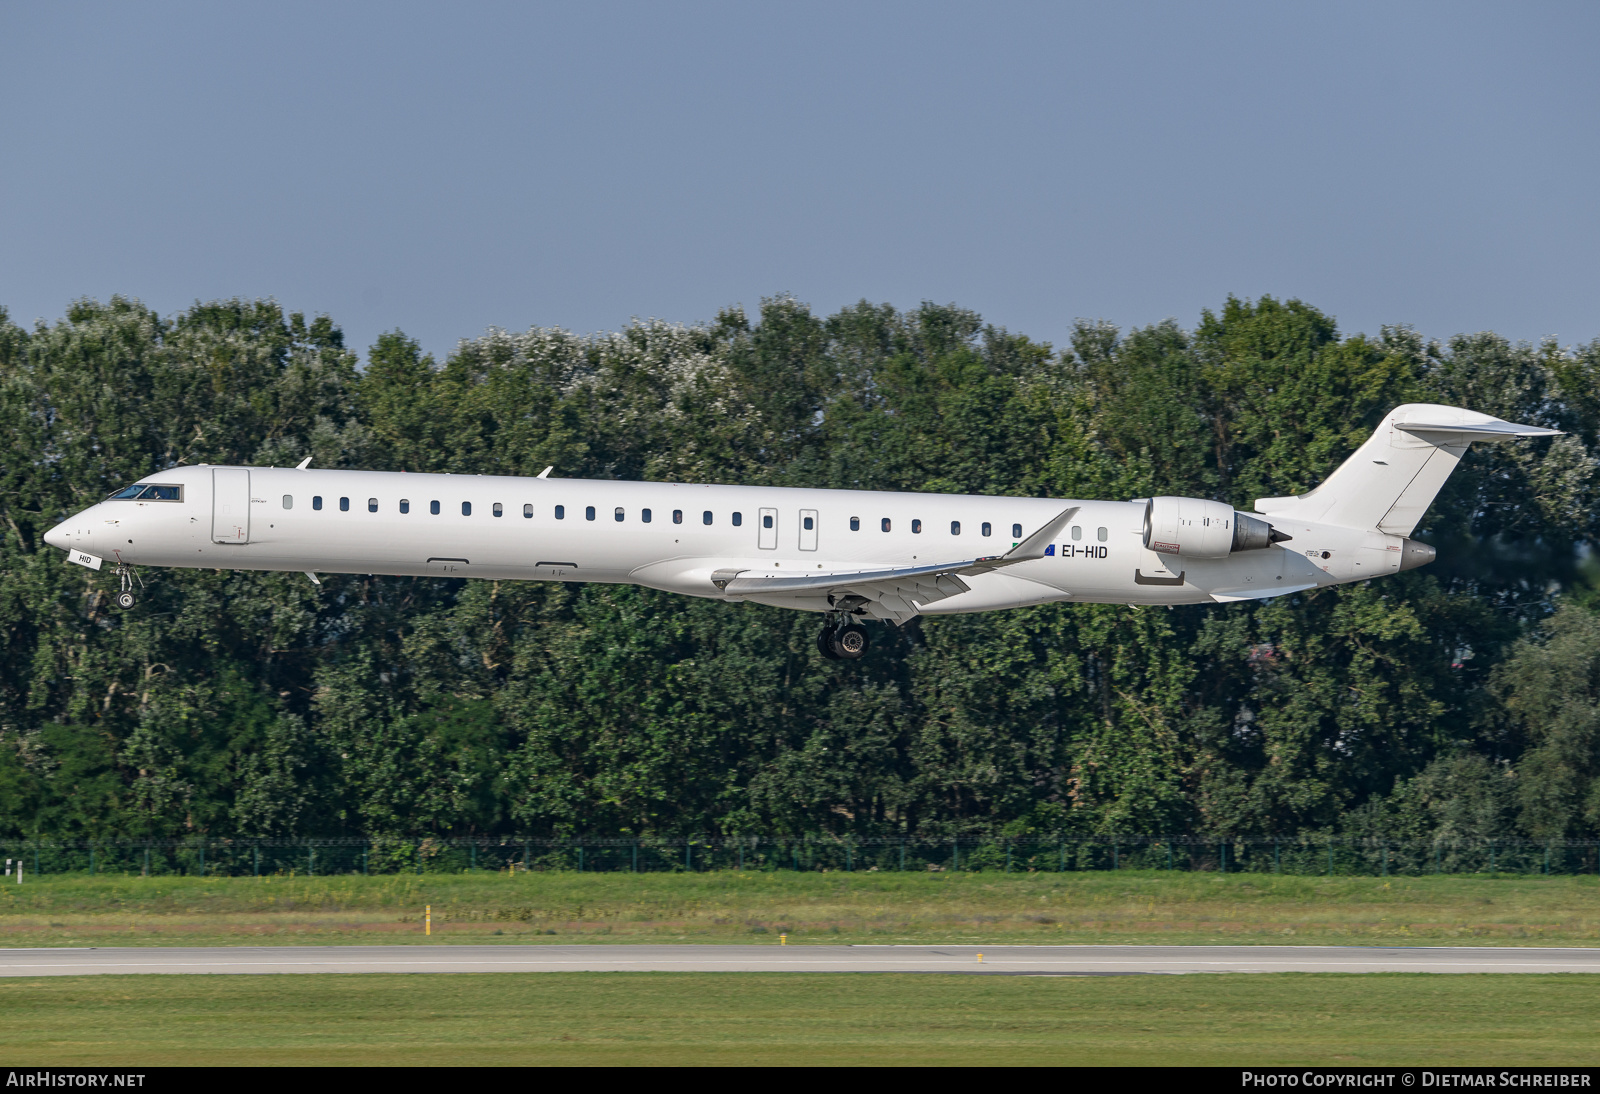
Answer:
[0,972,1594,1065]
[1,870,1598,948]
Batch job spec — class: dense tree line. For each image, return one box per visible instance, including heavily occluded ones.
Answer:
[3,294,1600,841]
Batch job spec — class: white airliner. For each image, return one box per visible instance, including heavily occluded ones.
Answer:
[44,404,1557,659]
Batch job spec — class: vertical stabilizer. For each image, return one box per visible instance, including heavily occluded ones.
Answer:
[1252,404,1560,535]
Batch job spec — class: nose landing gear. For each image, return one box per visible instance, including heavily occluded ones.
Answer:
[112,564,143,610]
[817,616,870,660]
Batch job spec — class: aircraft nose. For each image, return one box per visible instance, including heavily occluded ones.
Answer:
[44,521,70,551]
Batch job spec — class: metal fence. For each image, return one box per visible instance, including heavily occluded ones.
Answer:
[1,836,1597,877]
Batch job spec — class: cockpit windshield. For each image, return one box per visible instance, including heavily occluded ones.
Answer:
[106,483,182,501]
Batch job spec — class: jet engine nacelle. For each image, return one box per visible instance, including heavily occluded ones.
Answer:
[1142,496,1285,559]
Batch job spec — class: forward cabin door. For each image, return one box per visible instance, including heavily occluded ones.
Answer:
[211,468,251,544]
[758,508,778,550]
[798,509,818,551]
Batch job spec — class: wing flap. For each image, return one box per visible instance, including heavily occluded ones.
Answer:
[715,506,1078,624]
[719,561,972,596]
[1209,582,1318,603]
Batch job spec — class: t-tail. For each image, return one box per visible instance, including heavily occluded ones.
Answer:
[1251,404,1561,566]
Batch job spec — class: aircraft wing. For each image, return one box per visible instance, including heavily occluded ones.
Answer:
[711,506,1078,624]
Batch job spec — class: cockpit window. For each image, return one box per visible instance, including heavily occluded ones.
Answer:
[107,483,182,501]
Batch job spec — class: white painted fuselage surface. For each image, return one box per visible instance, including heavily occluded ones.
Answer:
[46,466,1325,612]
[41,404,1561,620]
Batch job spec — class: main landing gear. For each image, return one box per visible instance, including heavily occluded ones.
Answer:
[817,615,870,660]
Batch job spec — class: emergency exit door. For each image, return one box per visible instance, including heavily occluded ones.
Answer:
[758,508,778,550]
[211,468,251,544]
[798,509,818,551]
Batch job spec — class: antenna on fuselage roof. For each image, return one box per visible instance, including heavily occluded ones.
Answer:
[537,466,553,479]
[295,456,312,470]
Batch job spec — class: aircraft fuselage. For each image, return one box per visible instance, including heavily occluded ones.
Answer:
[44,463,1391,615]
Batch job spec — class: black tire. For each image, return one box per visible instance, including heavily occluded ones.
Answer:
[816,626,840,660]
[115,591,135,609]
[831,623,869,659]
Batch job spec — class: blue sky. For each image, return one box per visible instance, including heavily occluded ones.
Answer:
[4,1,1597,362]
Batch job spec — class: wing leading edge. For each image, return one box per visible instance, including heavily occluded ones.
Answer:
[711,506,1079,624]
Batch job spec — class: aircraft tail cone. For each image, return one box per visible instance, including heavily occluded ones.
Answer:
[1399,539,1436,571]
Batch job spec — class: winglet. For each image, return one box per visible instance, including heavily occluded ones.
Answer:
[963,507,1079,573]
[296,456,313,470]
[1007,507,1079,561]
[537,466,553,479]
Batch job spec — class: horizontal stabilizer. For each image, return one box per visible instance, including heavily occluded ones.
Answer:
[1395,419,1562,441]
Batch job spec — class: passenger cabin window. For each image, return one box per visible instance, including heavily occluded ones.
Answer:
[732,512,742,527]
[1097,526,1108,542]
[951,521,960,535]
[523,504,533,519]
[763,514,774,529]
[615,507,625,522]
[313,496,323,510]
[911,519,922,534]
[850,517,860,531]
[493,503,503,518]
[673,510,683,524]
[368,498,378,513]
[803,515,814,530]
[642,508,652,523]
[1071,525,1082,540]
[703,511,713,525]
[881,518,891,532]
[586,506,596,521]
[339,497,350,512]
[462,502,472,516]
[400,499,410,514]
[1012,523,1022,539]
[282,495,293,509]
[981,522,991,537]
[555,505,565,519]
[430,500,440,515]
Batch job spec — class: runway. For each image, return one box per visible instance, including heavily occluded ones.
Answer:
[0,944,1598,976]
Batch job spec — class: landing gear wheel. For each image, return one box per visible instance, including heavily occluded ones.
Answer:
[816,626,840,660]
[115,591,136,610]
[830,623,869,659]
